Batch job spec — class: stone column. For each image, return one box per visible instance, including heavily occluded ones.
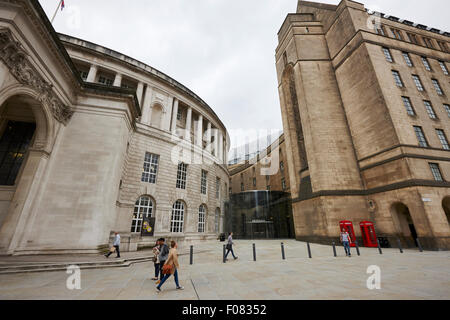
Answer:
[196,114,203,147]
[141,85,153,125]
[86,64,98,83]
[113,73,122,87]
[136,82,144,106]
[218,131,224,163]
[171,98,179,133]
[213,128,219,158]
[185,107,192,142]
[206,122,212,153]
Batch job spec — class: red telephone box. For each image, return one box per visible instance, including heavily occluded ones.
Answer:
[360,221,378,247]
[339,220,356,247]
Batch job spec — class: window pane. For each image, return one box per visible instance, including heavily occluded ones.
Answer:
[436,129,450,150]
[0,121,36,186]
[402,97,415,116]
[423,101,437,119]
[414,126,428,147]
[429,163,443,181]
[131,196,154,233]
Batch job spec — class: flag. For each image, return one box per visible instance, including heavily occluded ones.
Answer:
[61,0,65,11]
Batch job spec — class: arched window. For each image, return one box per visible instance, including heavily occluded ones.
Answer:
[198,204,206,233]
[131,196,154,233]
[171,200,185,233]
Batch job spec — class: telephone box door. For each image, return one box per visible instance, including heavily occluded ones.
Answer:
[360,221,378,247]
[339,220,356,247]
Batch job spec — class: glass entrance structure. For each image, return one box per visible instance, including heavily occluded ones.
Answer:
[225,191,294,239]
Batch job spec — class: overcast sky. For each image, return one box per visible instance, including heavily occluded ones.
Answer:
[38,0,449,151]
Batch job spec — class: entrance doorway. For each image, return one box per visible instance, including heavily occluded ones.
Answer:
[443,197,450,226]
[391,202,418,247]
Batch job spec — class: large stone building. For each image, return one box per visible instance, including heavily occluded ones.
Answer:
[230,134,290,194]
[0,0,230,255]
[276,0,450,249]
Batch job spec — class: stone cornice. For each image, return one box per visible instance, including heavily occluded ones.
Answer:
[0,27,74,124]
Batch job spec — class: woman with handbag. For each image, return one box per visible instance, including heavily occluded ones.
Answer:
[156,240,184,292]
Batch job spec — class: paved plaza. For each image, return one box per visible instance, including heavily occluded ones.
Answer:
[0,240,449,300]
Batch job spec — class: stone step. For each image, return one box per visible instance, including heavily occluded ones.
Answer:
[0,257,154,274]
[0,249,210,275]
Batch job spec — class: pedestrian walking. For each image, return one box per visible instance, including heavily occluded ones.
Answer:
[224,232,238,261]
[156,240,184,292]
[156,238,169,284]
[151,240,160,280]
[105,232,121,258]
[340,229,352,257]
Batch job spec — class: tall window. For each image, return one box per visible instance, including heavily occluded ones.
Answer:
[141,153,159,183]
[375,25,386,36]
[0,121,36,186]
[422,37,435,49]
[281,178,286,191]
[429,163,444,181]
[437,41,448,53]
[177,109,182,121]
[412,75,424,91]
[382,47,393,62]
[392,71,404,87]
[176,163,187,189]
[216,177,220,199]
[414,126,428,147]
[390,28,403,40]
[253,177,256,187]
[200,170,207,194]
[444,104,450,118]
[407,33,418,44]
[131,196,153,233]
[439,61,449,75]
[198,205,206,233]
[431,79,444,95]
[436,129,450,150]
[401,97,415,116]
[423,101,437,119]
[170,201,185,233]
[421,57,432,71]
[402,52,413,67]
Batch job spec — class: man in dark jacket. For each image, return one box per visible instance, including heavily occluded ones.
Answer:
[156,238,169,284]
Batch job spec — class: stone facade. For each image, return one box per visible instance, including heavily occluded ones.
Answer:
[0,0,229,255]
[276,0,450,249]
[230,134,290,194]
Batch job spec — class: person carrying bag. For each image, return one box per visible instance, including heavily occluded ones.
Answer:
[156,240,184,292]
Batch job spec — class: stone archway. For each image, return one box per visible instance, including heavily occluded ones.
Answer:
[391,202,418,248]
[442,196,450,226]
[0,91,54,254]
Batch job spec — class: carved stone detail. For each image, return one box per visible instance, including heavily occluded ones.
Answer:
[0,28,73,125]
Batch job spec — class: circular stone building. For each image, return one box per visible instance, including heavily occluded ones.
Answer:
[0,0,229,255]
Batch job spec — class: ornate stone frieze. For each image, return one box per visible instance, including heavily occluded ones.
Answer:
[0,28,73,124]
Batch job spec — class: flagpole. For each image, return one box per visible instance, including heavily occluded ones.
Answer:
[50,0,63,24]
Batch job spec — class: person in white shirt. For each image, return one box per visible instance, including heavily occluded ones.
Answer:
[340,229,352,257]
[105,232,121,258]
